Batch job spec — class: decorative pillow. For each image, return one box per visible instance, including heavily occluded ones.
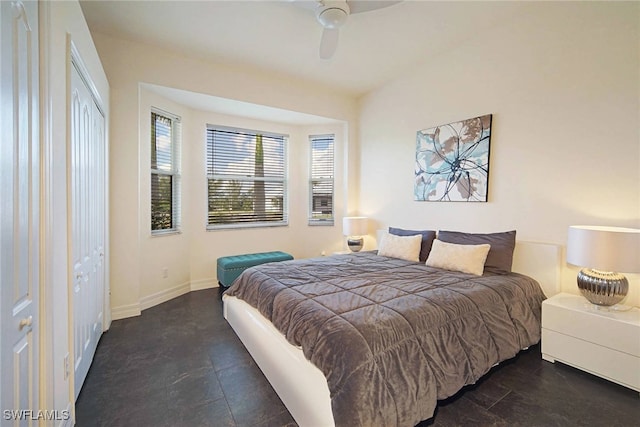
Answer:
[437,230,516,273]
[388,227,436,262]
[426,239,491,276]
[377,232,422,262]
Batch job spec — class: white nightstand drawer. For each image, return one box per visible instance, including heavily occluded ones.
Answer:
[542,329,640,391]
[542,294,640,356]
[542,293,640,393]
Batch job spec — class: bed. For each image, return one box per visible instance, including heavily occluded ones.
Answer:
[223,232,559,427]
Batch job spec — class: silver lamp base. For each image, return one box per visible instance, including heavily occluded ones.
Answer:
[577,268,628,306]
[347,237,363,252]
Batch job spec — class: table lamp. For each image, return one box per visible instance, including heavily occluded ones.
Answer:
[566,225,640,306]
[343,217,368,252]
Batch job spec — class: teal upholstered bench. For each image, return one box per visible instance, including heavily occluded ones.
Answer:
[217,251,294,288]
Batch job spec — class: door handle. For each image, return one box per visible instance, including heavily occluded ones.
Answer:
[19,315,33,330]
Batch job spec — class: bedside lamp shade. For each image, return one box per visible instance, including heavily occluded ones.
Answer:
[566,226,640,306]
[343,217,368,252]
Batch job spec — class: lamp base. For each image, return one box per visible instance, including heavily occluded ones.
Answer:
[577,268,628,306]
[347,237,363,252]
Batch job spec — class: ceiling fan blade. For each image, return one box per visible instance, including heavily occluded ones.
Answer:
[290,0,322,12]
[347,0,402,14]
[319,27,339,59]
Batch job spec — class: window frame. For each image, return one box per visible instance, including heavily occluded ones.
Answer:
[308,134,335,226]
[206,125,289,230]
[150,108,181,236]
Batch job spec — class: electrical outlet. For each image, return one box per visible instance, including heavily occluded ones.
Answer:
[162,267,168,279]
[64,353,70,379]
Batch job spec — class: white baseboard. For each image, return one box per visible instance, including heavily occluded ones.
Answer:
[110,303,141,320]
[110,279,219,320]
[190,278,217,291]
[140,281,191,311]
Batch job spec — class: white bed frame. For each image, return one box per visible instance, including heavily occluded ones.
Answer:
[222,241,561,427]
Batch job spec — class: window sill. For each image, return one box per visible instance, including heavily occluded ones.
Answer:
[151,229,181,237]
[308,220,334,227]
[207,222,289,231]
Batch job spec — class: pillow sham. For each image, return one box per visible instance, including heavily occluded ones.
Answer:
[388,227,436,262]
[437,230,516,273]
[425,239,491,276]
[377,232,422,262]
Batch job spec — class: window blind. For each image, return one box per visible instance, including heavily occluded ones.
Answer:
[309,134,334,225]
[207,126,288,228]
[151,110,180,233]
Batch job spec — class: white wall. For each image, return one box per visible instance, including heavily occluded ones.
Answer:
[92,34,358,318]
[45,0,110,419]
[357,2,640,304]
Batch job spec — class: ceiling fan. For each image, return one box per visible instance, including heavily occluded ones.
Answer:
[297,1,402,59]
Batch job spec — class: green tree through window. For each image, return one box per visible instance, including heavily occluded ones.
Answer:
[151,110,180,233]
[206,126,287,229]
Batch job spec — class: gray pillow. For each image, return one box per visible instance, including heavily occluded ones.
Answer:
[437,230,516,273]
[389,227,436,262]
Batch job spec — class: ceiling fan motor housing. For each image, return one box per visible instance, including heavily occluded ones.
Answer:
[316,1,350,29]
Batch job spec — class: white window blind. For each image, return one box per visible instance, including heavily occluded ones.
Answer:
[151,110,180,233]
[207,126,288,229]
[309,134,334,225]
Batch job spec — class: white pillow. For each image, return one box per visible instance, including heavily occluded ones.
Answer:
[425,239,491,276]
[377,232,422,262]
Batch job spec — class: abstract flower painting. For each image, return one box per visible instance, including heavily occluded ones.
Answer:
[415,114,492,202]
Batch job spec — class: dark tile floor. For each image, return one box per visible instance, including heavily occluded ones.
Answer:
[76,289,639,427]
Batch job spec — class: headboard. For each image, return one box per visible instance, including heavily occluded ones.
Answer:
[512,240,562,298]
[375,230,562,298]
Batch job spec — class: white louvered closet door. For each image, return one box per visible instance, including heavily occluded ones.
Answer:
[70,59,106,399]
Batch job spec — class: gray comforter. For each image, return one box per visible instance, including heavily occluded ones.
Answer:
[225,251,545,427]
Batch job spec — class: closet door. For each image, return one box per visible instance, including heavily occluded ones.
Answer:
[0,0,40,418]
[70,59,105,399]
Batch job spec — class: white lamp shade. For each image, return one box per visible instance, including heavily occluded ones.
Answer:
[343,216,368,237]
[566,225,640,273]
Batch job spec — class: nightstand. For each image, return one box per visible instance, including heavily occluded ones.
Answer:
[541,293,640,393]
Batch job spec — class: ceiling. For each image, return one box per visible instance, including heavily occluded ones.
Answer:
[80,0,531,98]
[142,83,342,125]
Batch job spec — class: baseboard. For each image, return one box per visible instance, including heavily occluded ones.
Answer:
[110,280,219,320]
[110,303,141,320]
[190,278,217,291]
[140,281,191,311]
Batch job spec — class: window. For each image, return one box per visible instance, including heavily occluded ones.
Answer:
[309,134,334,225]
[206,126,288,229]
[150,110,181,234]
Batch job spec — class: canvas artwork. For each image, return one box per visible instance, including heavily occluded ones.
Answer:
[414,114,492,202]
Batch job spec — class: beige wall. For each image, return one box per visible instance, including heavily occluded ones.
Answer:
[95,1,639,317]
[93,34,358,318]
[138,90,192,305]
[186,111,350,282]
[357,2,640,304]
[140,88,349,301]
